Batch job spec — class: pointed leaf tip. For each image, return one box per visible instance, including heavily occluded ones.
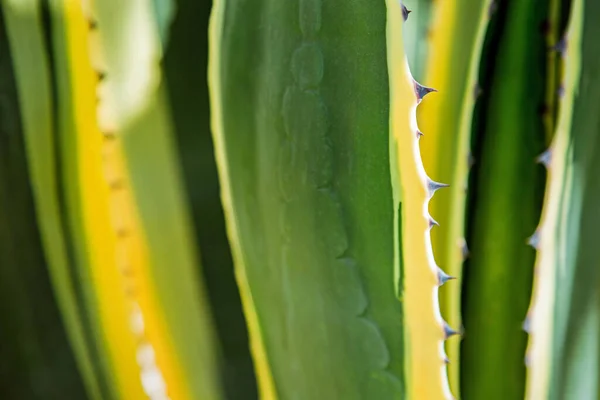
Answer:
[413,81,437,102]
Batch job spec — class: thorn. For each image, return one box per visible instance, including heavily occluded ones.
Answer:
[443,322,460,339]
[488,1,498,17]
[416,130,424,138]
[428,216,439,229]
[414,81,437,103]
[427,179,449,196]
[459,238,470,260]
[467,152,475,168]
[557,84,565,98]
[401,3,412,21]
[443,354,450,364]
[522,314,532,333]
[527,229,540,249]
[88,19,98,30]
[473,83,483,100]
[551,36,567,56]
[97,70,106,81]
[437,268,456,286]
[536,148,552,167]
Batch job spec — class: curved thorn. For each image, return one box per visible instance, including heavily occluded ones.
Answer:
[414,80,437,102]
[473,83,483,100]
[527,229,541,249]
[401,3,412,21]
[443,322,460,340]
[459,238,470,260]
[488,1,498,17]
[536,148,552,167]
[522,314,532,334]
[467,152,475,168]
[427,179,450,195]
[437,268,456,286]
[428,216,439,229]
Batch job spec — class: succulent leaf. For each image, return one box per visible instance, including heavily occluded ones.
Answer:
[414,0,491,394]
[460,0,549,398]
[385,1,453,398]
[209,0,406,398]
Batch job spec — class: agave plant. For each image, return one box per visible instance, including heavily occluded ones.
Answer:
[1,0,598,399]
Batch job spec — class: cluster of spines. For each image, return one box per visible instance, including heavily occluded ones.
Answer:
[401,4,461,398]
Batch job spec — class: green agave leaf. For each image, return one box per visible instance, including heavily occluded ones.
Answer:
[526,0,600,398]
[209,0,406,398]
[2,1,111,397]
[460,0,549,398]
[0,3,87,398]
[414,0,490,395]
[160,0,258,398]
[92,0,224,398]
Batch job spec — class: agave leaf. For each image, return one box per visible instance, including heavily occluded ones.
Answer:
[160,0,258,397]
[526,0,600,398]
[0,3,87,398]
[386,1,455,398]
[1,1,111,397]
[209,0,408,398]
[414,0,490,394]
[460,0,548,398]
[89,0,223,399]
